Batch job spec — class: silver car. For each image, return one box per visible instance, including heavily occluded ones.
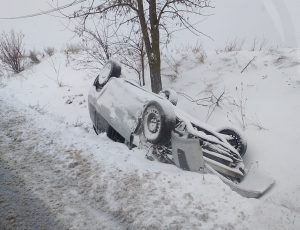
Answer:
[88,61,274,198]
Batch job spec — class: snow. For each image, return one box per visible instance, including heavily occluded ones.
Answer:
[1,48,300,229]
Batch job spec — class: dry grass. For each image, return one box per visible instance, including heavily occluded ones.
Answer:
[190,43,207,64]
[44,47,55,57]
[28,50,40,64]
[64,43,82,55]
[251,38,268,51]
[222,39,244,52]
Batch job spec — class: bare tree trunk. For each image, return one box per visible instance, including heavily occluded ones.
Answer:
[149,60,161,93]
[137,0,162,93]
[141,51,145,86]
[148,0,162,93]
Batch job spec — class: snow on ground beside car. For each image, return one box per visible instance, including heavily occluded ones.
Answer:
[164,48,300,185]
[0,54,93,128]
[0,49,300,229]
[0,83,256,229]
[162,48,300,228]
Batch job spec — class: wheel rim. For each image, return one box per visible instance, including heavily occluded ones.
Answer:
[144,106,161,140]
[147,113,161,133]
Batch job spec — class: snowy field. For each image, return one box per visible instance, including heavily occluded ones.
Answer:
[0,48,299,229]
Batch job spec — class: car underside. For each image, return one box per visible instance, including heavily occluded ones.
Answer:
[88,61,275,198]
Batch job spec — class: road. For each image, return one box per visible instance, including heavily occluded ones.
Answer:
[0,98,125,230]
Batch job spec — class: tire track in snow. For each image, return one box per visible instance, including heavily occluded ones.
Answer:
[0,98,125,230]
[0,156,65,230]
[0,96,254,230]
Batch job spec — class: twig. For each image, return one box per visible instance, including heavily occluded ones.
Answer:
[177,90,225,121]
[241,56,256,74]
[177,91,211,106]
[205,91,225,122]
[212,91,225,106]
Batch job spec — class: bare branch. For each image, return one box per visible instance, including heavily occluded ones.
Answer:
[0,30,25,73]
[65,0,213,92]
[241,56,256,74]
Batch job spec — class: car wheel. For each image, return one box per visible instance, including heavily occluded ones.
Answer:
[107,125,125,143]
[159,88,178,106]
[95,61,121,89]
[218,128,247,157]
[142,101,175,145]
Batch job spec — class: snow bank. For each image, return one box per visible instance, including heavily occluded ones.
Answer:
[1,49,299,229]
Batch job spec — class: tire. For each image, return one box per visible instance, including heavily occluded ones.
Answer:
[107,125,125,143]
[142,101,176,145]
[218,128,247,157]
[159,88,178,106]
[94,61,121,89]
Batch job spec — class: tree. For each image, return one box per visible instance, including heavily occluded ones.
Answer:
[70,0,212,93]
[0,30,25,73]
[118,33,146,86]
[74,19,115,71]
[75,20,147,86]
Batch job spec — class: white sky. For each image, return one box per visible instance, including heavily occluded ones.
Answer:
[0,0,299,50]
[0,0,79,50]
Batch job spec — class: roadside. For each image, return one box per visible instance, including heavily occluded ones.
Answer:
[0,97,126,230]
[0,92,254,230]
[0,156,65,230]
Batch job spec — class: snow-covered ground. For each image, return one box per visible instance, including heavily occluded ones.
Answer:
[0,49,299,229]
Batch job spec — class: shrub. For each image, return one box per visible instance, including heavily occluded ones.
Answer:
[29,50,40,64]
[191,43,207,64]
[44,47,55,57]
[0,30,25,73]
[64,43,81,55]
[223,39,244,52]
[251,38,268,51]
[64,43,82,65]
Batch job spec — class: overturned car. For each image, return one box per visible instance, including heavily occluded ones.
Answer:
[88,61,274,198]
